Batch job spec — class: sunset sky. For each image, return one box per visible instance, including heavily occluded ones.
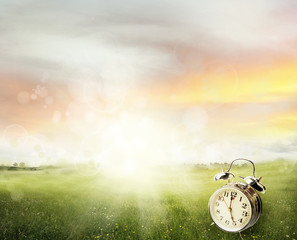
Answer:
[0,0,296,169]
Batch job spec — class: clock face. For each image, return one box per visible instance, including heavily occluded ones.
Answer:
[209,187,252,232]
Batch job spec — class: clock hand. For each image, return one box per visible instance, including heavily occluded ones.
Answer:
[230,210,235,223]
[229,196,233,210]
[220,194,229,209]
[221,194,236,222]
[228,196,236,223]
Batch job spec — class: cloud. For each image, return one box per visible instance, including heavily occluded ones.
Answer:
[0,0,296,84]
[0,0,296,165]
[267,137,297,153]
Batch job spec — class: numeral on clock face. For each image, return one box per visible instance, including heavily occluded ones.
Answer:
[242,211,248,217]
[231,192,237,198]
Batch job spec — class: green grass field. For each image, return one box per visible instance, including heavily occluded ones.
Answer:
[0,160,296,240]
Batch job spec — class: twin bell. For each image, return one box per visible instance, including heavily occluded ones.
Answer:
[213,158,266,194]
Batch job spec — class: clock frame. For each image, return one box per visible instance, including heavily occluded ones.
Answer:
[208,182,262,232]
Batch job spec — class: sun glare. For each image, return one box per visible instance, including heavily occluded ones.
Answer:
[73,113,184,180]
[122,161,137,176]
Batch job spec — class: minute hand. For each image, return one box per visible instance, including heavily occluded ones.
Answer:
[229,196,235,222]
[229,196,233,209]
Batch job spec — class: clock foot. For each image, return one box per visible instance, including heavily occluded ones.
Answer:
[239,231,244,240]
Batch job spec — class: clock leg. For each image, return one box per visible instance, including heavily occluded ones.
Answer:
[239,231,244,240]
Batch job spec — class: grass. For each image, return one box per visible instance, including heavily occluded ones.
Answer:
[0,160,296,240]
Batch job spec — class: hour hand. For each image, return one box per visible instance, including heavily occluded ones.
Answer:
[229,210,235,223]
[229,196,234,209]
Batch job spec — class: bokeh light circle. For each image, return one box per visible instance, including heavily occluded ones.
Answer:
[2,124,28,147]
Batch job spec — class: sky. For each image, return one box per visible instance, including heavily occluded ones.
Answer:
[0,0,296,170]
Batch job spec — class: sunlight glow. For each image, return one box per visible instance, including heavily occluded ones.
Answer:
[70,111,205,181]
[122,161,137,176]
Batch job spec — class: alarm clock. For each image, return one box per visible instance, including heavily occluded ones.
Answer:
[208,158,266,233]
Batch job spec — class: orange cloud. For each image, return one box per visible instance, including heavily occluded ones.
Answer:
[147,61,297,105]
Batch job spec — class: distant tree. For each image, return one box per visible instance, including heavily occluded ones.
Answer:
[13,162,18,167]
[19,162,26,168]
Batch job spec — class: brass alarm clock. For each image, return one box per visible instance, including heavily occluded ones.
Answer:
[208,158,266,233]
